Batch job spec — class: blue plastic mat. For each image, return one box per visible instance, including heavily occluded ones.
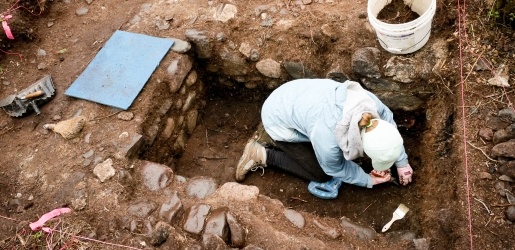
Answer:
[65,30,174,110]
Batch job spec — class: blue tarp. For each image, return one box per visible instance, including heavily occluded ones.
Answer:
[65,30,174,110]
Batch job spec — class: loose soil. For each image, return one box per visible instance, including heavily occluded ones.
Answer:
[377,0,420,24]
[0,0,513,249]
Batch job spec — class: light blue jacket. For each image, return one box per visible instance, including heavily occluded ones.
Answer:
[261,79,409,188]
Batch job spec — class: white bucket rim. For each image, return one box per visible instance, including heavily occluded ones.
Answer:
[368,0,436,29]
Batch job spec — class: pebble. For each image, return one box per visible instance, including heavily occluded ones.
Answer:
[170,38,192,54]
[82,149,94,158]
[76,7,89,16]
[284,209,305,228]
[313,219,340,239]
[93,158,116,182]
[1,80,9,86]
[150,222,170,246]
[37,49,47,56]
[37,62,46,70]
[478,128,494,141]
[117,111,134,121]
[478,172,492,180]
[505,206,515,222]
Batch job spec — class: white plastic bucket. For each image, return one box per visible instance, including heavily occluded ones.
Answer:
[368,0,436,54]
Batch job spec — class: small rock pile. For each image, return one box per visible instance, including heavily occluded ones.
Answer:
[477,108,515,221]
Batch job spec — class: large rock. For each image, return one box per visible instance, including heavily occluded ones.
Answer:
[492,139,515,158]
[167,55,193,93]
[351,47,381,78]
[204,207,229,242]
[283,61,317,79]
[183,203,212,234]
[226,212,246,248]
[159,191,183,223]
[384,56,417,83]
[256,59,281,78]
[283,209,305,228]
[186,177,218,199]
[340,216,377,241]
[185,29,212,59]
[140,161,173,191]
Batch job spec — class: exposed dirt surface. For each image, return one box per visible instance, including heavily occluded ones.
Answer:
[0,0,514,249]
[377,0,420,24]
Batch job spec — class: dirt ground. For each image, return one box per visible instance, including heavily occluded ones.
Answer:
[0,0,514,249]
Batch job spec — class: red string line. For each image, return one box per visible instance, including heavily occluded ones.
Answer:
[457,0,474,249]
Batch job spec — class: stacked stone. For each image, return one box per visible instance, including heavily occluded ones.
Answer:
[478,108,515,221]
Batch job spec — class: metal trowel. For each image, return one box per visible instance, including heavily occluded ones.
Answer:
[0,75,55,117]
[382,204,410,232]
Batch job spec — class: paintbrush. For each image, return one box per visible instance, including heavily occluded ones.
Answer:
[382,203,410,232]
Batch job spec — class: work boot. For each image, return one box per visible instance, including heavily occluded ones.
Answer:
[235,136,267,182]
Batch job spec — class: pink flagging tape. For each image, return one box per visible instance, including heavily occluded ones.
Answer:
[1,15,14,39]
[29,207,71,230]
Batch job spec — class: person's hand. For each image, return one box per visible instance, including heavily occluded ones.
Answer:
[370,170,391,185]
[396,164,413,186]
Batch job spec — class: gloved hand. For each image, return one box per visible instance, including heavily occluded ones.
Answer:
[370,170,392,185]
[396,164,413,186]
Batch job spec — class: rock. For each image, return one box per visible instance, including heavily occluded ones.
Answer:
[1,80,9,86]
[340,216,376,241]
[491,139,515,158]
[313,219,340,239]
[254,5,269,16]
[216,32,226,42]
[117,133,144,158]
[376,93,424,112]
[82,149,94,159]
[167,55,193,93]
[413,238,430,250]
[226,212,246,248]
[117,111,134,121]
[186,70,198,86]
[214,3,237,23]
[499,175,514,182]
[160,118,176,140]
[129,15,141,25]
[321,23,338,40]
[243,245,264,250]
[302,0,313,4]
[76,7,89,16]
[361,78,400,92]
[213,182,259,201]
[183,203,212,234]
[260,17,274,27]
[239,42,252,58]
[186,110,199,134]
[159,191,183,223]
[494,181,512,197]
[185,29,212,59]
[37,62,46,70]
[506,191,515,204]
[385,230,417,242]
[150,222,170,246]
[182,92,197,112]
[283,61,317,79]
[499,161,515,179]
[487,64,510,87]
[140,161,173,191]
[499,108,515,122]
[478,128,494,141]
[283,209,305,228]
[256,59,281,78]
[478,172,492,180]
[485,116,510,130]
[384,56,417,83]
[202,233,229,250]
[128,201,157,218]
[249,49,260,62]
[204,207,229,242]
[505,206,515,222]
[93,158,116,182]
[186,177,218,199]
[219,50,249,76]
[493,128,515,144]
[37,49,47,56]
[155,19,170,30]
[351,47,381,78]
[169,38,191,53]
